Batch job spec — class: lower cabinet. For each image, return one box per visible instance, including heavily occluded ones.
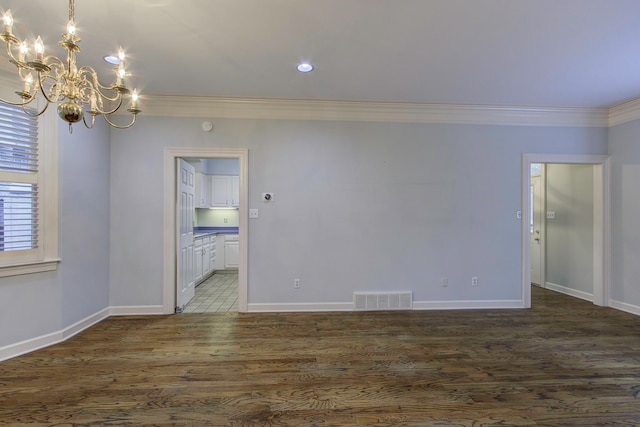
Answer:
[225,235,239,268]
[194,234,217,284]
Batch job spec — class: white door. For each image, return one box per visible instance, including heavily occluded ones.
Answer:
[531,175,543,286]
[177,159,196,311]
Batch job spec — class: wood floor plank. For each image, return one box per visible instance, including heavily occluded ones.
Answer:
[2,287,640,425]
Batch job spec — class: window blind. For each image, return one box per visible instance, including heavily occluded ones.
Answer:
[0,104,39,252]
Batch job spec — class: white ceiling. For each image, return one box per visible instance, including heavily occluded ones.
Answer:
[2,0,640,108]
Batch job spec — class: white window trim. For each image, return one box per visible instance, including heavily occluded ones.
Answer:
[0,106,59,277]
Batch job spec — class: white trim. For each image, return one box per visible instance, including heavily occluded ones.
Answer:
[0,307,109,362]
[0,104,59,275]
[109,306,165,316]
[0,259,60,277]
[143,95,609,128]
[163,148,249,314]
[413,300,524,310]
[609,299,640,316]
[544,282,593,302]
[248,300,525,312]
[521,154,610,309]
[609,98,640,127]
[62,308,110,339]
[40,107,59,263]
[248,302,354,312]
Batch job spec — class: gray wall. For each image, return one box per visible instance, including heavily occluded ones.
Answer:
[0,120,111,348]
[609,119,640,307]
[545,164,594,294]
[109,116,608,307]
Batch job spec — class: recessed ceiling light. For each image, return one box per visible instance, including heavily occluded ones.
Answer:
[297,62,314,73]
[103,55,120,65]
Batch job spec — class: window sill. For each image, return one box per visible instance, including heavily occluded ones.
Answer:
[0,259,61,278]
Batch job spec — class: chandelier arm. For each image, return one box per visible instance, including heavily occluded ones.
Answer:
[0,94,35,106]
[36,72,61,104]
[80,67,124,101]
[95,94,125,116]
[82,113,96,129]
[102,112,137,129]
[4,41,24,67]
[45,55,65,69]
[21,98,50,117]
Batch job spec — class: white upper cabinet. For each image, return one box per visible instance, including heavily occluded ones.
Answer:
[195,172,211,208]
[231,176,240,207]
[210,175,239,207]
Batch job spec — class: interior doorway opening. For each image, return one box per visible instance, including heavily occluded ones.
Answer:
[181,157,240,313]
[162,148,249,315]
[522,154,609,309]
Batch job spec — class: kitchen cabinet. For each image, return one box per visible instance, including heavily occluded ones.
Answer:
[209,235,217,273]
[195,172,210,208]
[194,234,217,284]
[225,234,239,268]
[194,237,204,283]
[210,175,239,207]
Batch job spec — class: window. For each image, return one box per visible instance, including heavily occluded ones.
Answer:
[0,103,58,276]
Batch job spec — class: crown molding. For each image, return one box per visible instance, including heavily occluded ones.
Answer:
[142,95,609,128]
[608,97,640,127]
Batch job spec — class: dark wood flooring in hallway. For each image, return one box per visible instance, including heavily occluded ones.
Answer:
[2,287,640,426]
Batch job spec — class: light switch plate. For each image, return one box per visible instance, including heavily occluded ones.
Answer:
[249,209,259,219]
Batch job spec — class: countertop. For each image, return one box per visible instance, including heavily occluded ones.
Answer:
[194,227,239,237]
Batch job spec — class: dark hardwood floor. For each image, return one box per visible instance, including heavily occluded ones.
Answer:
[2,287,640,426]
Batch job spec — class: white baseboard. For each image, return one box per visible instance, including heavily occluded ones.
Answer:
[249,299,525,312]
[545,282,593,302]
[248,302,353,312]
[609,299,640,316]
[0,307,110,362]
[62,308,110,339]
[413,300,524,310]
[109,306,165,316]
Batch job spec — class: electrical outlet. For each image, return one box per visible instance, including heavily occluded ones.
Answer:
[294,279,300,289]
[223,217,228,223]
[472,276,478,286]
[441,277,448,287]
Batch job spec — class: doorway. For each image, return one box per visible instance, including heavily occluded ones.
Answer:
[183,157,240,313]
[162,148,249,315]
[521,154,609,309]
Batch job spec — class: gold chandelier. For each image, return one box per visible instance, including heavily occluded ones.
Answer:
[0,0,140,132]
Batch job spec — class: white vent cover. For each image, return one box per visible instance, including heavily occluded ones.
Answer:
[353,291,412,311]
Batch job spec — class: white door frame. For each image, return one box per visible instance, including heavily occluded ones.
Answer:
[521,154,610,308]
[163,147,249,314]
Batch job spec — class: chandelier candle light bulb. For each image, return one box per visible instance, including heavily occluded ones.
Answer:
[0,0,141,131]
[2,9,11,33]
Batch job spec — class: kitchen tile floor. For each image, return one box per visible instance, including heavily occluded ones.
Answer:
[184,271,238,313]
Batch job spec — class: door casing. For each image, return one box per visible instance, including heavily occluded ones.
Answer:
[163,148,249,314]
[521,154,610,308]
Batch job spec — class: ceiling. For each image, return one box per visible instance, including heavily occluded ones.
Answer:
[2,0,640,109]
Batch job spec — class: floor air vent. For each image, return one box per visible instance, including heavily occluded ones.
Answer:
[353,292,412,311]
